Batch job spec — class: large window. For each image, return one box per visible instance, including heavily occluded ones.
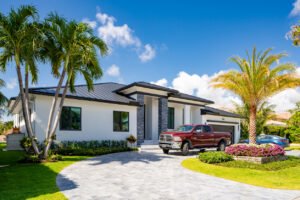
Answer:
[113,111,129,132]
[60,107,81,131]
[168,107,175,129]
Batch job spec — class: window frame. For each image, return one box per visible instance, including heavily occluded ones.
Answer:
[113,111,130,132]
[168,107,175,129]
[59,106,82,131]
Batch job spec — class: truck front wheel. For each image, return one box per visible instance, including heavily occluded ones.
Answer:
[163,149,169,154]
[182,142,189,156]
[217,140,226,151]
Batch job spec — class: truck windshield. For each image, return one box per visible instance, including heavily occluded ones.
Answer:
[174,125,194,132]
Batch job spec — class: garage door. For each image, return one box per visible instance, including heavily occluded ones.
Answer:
[210,125,235,144]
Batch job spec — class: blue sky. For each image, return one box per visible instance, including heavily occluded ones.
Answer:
[1,0,300,116]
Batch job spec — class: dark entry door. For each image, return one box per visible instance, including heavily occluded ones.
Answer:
[210,125,235,144]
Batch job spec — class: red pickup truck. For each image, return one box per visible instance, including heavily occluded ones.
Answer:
[159,124,231,155]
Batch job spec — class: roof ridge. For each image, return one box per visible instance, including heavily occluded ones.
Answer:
[29,82,124,90]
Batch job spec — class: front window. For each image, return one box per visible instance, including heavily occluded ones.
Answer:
[113,111,129,132]
[60,107,81,130]
[168,107,175,129]
[175,125,194,132]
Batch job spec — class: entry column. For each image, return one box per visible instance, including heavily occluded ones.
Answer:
[136,94,145,145]
[158,97,168,135]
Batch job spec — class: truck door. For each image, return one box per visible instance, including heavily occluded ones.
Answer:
[203,125,214,146]
[191,126,202,147]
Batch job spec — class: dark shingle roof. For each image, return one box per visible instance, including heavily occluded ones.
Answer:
[114,81,179,93]
[25,82,215,106]
[29,83,140,106]
[201,106,244,118]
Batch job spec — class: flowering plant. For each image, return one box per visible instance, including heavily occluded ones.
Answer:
[225,143,285,157]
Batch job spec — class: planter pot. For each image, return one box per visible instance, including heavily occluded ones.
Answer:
[233,155,287,164]
[127,141,136,147]
[6,133,25,151]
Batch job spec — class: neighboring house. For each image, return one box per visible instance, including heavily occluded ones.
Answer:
[8,82,243,145]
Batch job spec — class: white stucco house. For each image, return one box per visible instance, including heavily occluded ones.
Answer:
[8,82,243,145]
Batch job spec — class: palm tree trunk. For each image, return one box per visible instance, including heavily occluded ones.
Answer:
[45,67,67,140]
[25,64,30,105]
[16,63,40,155]
[249,106,257,144]
[43,77,70,157]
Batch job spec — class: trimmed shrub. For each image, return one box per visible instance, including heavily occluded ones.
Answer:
[55,147,138,156]
[225,144,285,157]
[199,151,233,163]
[52,140,127,150]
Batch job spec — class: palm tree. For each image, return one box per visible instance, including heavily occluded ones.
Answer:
[42,14,108,157]
[211,47,300,144]
[0,5,41,154]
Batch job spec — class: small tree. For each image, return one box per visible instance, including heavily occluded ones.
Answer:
[285,111,300,143]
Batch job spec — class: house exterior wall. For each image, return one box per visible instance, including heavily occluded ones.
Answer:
[191,106,203,124]
[32,95,137,143]
[201,114,241,143]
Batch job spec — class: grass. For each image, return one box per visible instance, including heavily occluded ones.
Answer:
[285,147,300,151]
[216,156,300,171]
[0,143,26,165]
[181,158,300,190]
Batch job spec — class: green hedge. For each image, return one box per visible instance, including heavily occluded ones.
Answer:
[199,151,233,163]
[55,147,138,156]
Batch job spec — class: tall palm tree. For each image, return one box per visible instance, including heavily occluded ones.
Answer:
[211,47,300,144]
[0,5,41,154]
[42,14,108,157]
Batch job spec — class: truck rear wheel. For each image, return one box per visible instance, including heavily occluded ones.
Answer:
[217,140,226,151]
[163,149,169,154]
[182,142,189,156]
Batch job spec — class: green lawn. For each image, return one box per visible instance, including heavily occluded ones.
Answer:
[181,158,300,190]
[0,143,26,165]
[285,147,300,151]
[0,143,90,200]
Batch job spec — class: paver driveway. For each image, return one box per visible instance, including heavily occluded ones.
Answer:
[57,150,300,200]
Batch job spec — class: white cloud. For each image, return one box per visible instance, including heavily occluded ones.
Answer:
[150,78,168,87]
[82,18,97,29]
[6,78,17,89]
[83,7,156,62]
[152,68,300,113]
[96,9,141,47]
[139,44,156,62]
[106,64,120,77]
[290,0,300,16]
[171,71,242,107]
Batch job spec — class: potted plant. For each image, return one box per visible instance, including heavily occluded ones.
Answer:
[126,135,137,147]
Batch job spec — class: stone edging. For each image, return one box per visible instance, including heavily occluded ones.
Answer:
[233,155,287,164]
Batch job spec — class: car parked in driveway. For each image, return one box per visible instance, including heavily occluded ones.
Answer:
[159,124,231,155]
[240,135,290,148]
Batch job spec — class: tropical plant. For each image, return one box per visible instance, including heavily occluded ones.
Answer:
[288,101,300,114]
[0,5,41,154]
[284,111,300,143]
[233,101,276,139]
[211,47,300,144]
[41,13,108,157]
[0,79,8,120]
